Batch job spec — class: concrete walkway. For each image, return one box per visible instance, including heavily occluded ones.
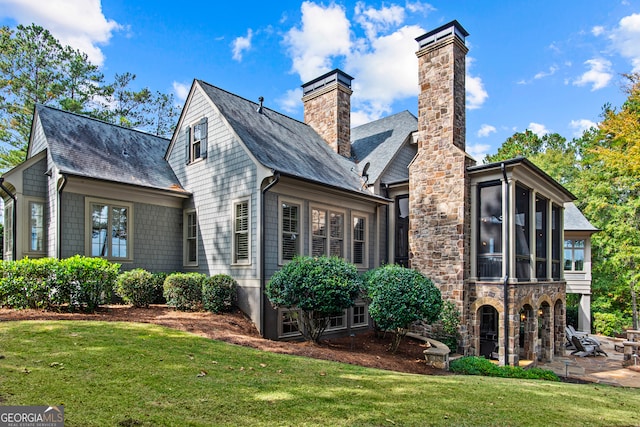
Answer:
[538,335,640,388]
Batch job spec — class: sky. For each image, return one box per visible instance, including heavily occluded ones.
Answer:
[1,0,639,161]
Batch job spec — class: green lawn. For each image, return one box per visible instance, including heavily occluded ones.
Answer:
[1,321,638,426]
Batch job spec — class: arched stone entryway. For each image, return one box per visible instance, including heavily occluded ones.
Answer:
[479,305,499,359]
[519,304,535,361]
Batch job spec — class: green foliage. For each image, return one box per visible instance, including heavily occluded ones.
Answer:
[0,256,119,312]
[449,356,559,381]
[150,272,169,304]
[266,256,363,343]
[202,274,237,313]
[364,264,442,352]
[163,273,204,311]
[116,269,156,308]
[593,311,628,337]
[433,300,461,351]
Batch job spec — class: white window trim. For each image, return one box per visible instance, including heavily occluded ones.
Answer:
[4,199,14,260]
[309,205,346,259]
[232,198,251,266]
[351,212,368,268]
[278,197,304,265]
[23,196,46,256]
[183,209,198,267]
[187,118,207,165]
[85,197,134,262]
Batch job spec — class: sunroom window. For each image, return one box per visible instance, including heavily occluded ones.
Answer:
[477,183,502,278]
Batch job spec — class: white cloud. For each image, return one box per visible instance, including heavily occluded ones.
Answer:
[232,29,253,62]
[405,1,436,14]
[528,122,549,137]
[477,124,496,138]
[283,1,352,81]
[569,119,597,137]
[354,2,405,40]
[534,65,558,80]
[609,13,640,72]
[466,143,491,162]
[592,25,605,36]
[277,88,303,114]
[466,57,488,110]
[0,0,121,66]
[573,58,613,91]
[172,81,190,103]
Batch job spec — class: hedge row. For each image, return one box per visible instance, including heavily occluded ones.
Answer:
[449,356,559,381]
[162,272,237,313]
[0,256,120,312]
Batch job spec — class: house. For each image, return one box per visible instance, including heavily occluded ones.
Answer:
[0,20,597,365]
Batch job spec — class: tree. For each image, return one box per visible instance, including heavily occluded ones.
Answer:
[265,256,363,343]
[364,264,442,352]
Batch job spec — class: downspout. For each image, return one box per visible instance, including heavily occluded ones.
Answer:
[382,183,390,265]
[57,174,68,259]
[501,163,510,366]
[260,172,280,338]
[0,177,17,259]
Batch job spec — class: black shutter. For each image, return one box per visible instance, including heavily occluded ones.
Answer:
[200,117,208,159]
[185,126,191,164]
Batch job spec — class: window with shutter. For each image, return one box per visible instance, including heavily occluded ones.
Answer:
[234,200,250,264]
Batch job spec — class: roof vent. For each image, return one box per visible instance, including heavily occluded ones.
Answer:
[257,96,264,114]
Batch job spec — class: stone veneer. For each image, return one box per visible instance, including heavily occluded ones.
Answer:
[302,70,353,158]
[409,22,474,352]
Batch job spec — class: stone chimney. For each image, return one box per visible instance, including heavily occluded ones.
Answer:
[302,69,353,158]
[409,21,473,327]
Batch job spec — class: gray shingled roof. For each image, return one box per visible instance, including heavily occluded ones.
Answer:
[350,111,417,183]
[36,105,187,194]
[564,202,599,232]
[198,81,382,198]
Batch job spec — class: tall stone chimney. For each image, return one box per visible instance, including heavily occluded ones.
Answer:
[409,21,473,331]
[301,69,353,158]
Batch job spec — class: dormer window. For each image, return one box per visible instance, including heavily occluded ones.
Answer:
[185,117,208,164]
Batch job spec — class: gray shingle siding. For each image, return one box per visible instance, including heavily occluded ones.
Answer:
[22,159,47,197]
[60,192,84,258]
[132,203,183,272]
[380,143,416,184]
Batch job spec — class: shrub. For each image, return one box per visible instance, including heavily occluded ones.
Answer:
[364,264,442,352]
[164,273,203,311]
[0,256,119,312]
[450,356,559,381]
[202,274,237,313]
[434,300,461,352]
[266,256,363,343]
[116,269,156,308]
[593,311,628,337]
[150,272,169,304]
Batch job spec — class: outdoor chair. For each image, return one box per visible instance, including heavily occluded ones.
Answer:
[566,325,601,348]
[570,335,608,357]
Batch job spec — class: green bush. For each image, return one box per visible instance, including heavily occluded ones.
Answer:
[0,256,120,312]
[163,273,203,311]
[116,269,156,308]
[202,274,237,313]
[364,264,442,352]
[450,356,559,381]
[266,256,363,343]
[593,311,628,337]
[150,272,169,304]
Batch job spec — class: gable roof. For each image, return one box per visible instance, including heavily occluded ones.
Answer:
[351,110,418,184]
[564,202,599,232]
[197,81,385,199]
[34,105,187,195]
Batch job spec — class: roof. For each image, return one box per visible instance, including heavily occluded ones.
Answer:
[35,105,187,195]
[350,111,417,183]
[564,202,599,232]
[198,81,385,200]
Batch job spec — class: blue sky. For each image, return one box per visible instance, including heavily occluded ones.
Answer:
[1,0,639,160]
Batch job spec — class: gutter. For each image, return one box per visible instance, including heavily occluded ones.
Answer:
[0,177,17,259]
[501,163,510,366]
[260,172,280,338]
[57,173,68,259]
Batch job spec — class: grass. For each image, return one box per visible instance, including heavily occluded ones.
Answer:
[1,321,639,426]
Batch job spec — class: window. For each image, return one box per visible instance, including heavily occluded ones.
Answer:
[29,200,45,252]
[233,200,250,264]
[184,210,197,266]
[311,207,344,257]
[551,205,562,279]
[515,186,530,280]
[477,183,502,278]
[325,310,347,331]
[281,201,300,262]
[4,200,13,260]
[87,199,131,260]
[185,117,208,164]
[279,309,301,337]
[564,239,585,271]
[353,215,366,265]
[535,196,548,279]
[352,303,368,327]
